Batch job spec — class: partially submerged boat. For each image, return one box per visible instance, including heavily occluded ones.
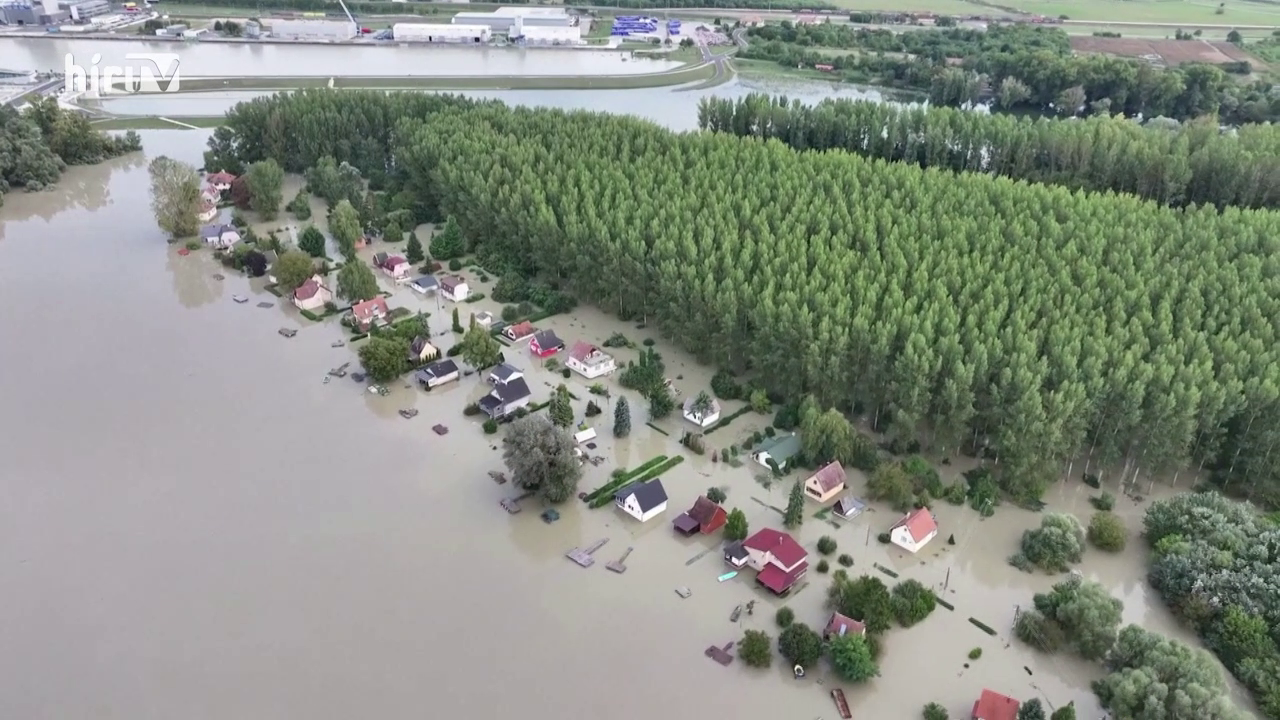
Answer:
[232,294,248,304]
[730,605,742,622]
[675,587,692,599]
[717,571,738,583]
[398,408,418,419]
[368,385,389,396]
[331,340,345,348]
[793,664,805,679]
[541,509,560,524]
[278,328,297,338]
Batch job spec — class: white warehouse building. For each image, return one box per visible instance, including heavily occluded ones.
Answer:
[270,19,357,40]
[452,6,572,34]
[393,23,491,43]
[515,25,582,45]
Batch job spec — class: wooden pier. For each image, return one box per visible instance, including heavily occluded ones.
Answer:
[606,547,633,574]
[566,538,609,567]
[831,689,852,719]
[705,641,735,666]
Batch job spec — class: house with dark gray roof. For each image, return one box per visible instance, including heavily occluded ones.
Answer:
[614,478,668,522]
[416,358,460,389]
[477,376,532,419]
[487,362,523,386]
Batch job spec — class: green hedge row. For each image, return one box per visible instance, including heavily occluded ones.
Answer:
[646,422,670,436]
[703,406,753,435]
[583,455,670,504]
[936,598,955,611]
[969,617,997,636]
[873,563,899,579]
[300,309,320,322]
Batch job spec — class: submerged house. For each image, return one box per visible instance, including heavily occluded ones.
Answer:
[407,336,439,365]
[672,495,727,536]
[971,689,1020,720]
[566,342,616,379]
[724,541,750,568]
[614,478,668,522]
[350,297,390,332]
[292,275,331,311]
[477,377,532,419]
[200,223,240,249]
[751,433,802,471]
[742,527,808,595]
[823,612,867,639]
[410,275,439,295]
[890,507,938,554]
[529,330,564,359]
[440,275,469,302]
[804,460,847,503]
[416,358,460,389]
[832,495,867,521]
[682,394,721,428]
[488,362,523,386]
[503,321,536,342]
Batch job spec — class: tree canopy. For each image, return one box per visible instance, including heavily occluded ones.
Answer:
[1,99,139,204]
[147,156,201,238]
[1031,576,1123,661]
[827,632,878,682]
[502,415,582,504]
[336,260,379,302]
[210,91,1280,508]
[273,250,315,293]
[1019,513,1086,573]
[244,158,284,219]
[1096,624,1250,720]
[827,574,893,634]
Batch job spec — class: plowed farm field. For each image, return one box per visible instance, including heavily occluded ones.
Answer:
[1069,35,1262,67]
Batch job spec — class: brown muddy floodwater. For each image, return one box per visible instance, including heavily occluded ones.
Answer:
[0,130,1256,720]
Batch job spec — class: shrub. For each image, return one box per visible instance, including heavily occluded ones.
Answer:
[775,607,795,628]
[816,559,830,573]
[1082,473,1101,489]
[1087,511,1127,552]
[482,419,498,434]
[501,305,520,322]
[890,579,938,627]
[706,486,727,504]
[589,383,607,395]
[585,401,602,417]
[968,617,997,636]
[1090,492,1115,511]
[817,536,838,555]
[561,368,571,378]
[968,647,982,660]
[764,425,776,437]
[448,258,462,271]
[463,403,481,416]
[602,332,632,348]
[1014,609,1065,652]
[943,480,967,505]
[1020,513,1086,572]
[923,702,949,720]
[642,338,655,346]
[184,239,201,250]
[876,532,891,544]
[446,345,462,357]
[545,358,560,371]
[837,553,854,567]
[739,630,772,668]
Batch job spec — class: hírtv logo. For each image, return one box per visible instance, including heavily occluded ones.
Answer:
[64,53,181,94]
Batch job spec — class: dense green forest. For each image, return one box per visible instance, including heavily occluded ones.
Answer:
[209,90,1280,508]
[740,23,1278,124]
[0,98,141,205]
[696,94,1280,210]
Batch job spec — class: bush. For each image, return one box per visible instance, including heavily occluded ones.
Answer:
[707,486,727,504]
[1014,609,1065,652]
[776,607,795,628]
[642,338,655,346]
[482,419,498,434]
[1082,473,1101,489]
[890,579,938,627]
[816,559,830,573]
[501,305,520,322]
[585,401,602,417]
[923,702,949,720]
[463,403,481,416]
[1087,511,1127,551]
[876,532,891,544]
[589,383,607,395]
[817,536,838,555]
[968,647,982,660]
[1020,513,1086,572]
[1090,492,1115,511]
[837,553,854,567]
[184,239,201,251]
[446,344,462,357]
[561,368,571,378]
[710,369,742,399]
[448,258,463,271]
[739,630,772,668]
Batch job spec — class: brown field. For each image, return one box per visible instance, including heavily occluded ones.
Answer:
[1069,35,1261,67]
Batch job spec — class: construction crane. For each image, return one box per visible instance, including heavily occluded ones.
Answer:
[335,0,355,29]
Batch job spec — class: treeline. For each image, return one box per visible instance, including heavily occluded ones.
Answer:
[0,97,141,205]
[177,0,527,12]
[740,22,1277,124]
[696,94,1280,210]
[210,90,1280,507]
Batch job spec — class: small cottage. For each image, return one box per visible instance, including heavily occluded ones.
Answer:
[503,321,536,342]
[890,507,938,554]
[530,330,564,359]
[407,336,439,364]
[804,461,847,503]
[673,495,727,536]
[823,612,867,639]
[205,171,236,191]
[682,395,721,428]
[614,478,668,522]
[751,433,802,472]
[724,541,750,568]
[379,255,410,281]
[440,275,469,302]
[488,363,523,385]
[473,311,496,330]
[971,689,1020,720]
[832,495,867,521]
[410,276,439,295]
[566,342,616,379]
[292,275,332,311]
[416,358,460,389]
[200,223,240,249]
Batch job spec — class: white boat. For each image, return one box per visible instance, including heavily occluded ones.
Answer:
[232,294,248,303]
[323,376,330,384]
[717,571,738,582]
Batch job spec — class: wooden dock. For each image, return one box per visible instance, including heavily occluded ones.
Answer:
[705,641,735,666]
[831,689,852,719]
[566,538,609,567]
[606,547,633,574]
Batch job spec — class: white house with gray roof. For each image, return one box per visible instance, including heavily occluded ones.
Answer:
[614,478,668,522]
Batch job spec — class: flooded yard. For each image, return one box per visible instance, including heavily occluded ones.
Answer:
[0,129,1254,719]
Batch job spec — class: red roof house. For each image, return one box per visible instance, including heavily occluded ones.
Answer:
[804,460,847,503]
[672,496,727,536]
[971,689,1020,720]
[379,255,410,279]
[529,330,565,359]
[503,321,536,342]
[742,528,808,595]
[206,171,237,188]
[824,612,866,639]
[890,507,939,554]
[351,296,389,331]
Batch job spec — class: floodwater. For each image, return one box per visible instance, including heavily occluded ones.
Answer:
[94,76,909,132]
[0,130,1258,720]
[0,37,680,77]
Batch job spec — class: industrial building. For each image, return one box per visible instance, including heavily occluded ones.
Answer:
[452,6,572,35]
[393,22,490,43]
[60,0,108,20]
[269,18,357,40]
[515,25,581,45]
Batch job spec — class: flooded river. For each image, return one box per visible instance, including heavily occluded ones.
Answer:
[0,124,1255,718]
[0,37,680,76]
